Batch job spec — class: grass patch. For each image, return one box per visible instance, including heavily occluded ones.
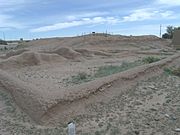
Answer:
[66,56,163,85]
[94,61,142,78]
[65,72,93,85]
[142,56,161,64]
[66,61,143,85]
[164,67,180,77]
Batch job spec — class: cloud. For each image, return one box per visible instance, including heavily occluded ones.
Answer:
[66,12,108,21]
[0,0,26,12]
[0,0,28,29]
[0,14,25,29]
[30,16,119,32]
[156,0,180,6]
[122,8,175,22]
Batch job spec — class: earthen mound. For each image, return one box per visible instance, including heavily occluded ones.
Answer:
[0,51,66,70]
[75,48,111,57]
[52,47,83,61]
[5,49,29,59]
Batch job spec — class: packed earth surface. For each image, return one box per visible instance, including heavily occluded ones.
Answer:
[0,34,179,135]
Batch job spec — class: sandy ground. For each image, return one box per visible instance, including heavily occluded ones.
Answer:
[0,34,179,134]
[0,66,179,135]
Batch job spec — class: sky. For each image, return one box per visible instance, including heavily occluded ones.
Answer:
[0,0,180,40]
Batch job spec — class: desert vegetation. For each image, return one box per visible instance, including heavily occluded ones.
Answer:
[65,57,162,85]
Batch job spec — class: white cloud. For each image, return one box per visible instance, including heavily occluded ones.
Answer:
[66,12,108,21]
[122,8,175,22]
[0,0,28,29]
[156,0,180,6]
[0,14,24,29]
[0,0,26,12]
[30,16,119,32]
[0,0,25,6]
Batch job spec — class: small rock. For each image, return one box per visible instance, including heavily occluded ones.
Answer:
[171,116,177,121]
[150,108,157,111]
[134,130,140,135]
[174,128,180,132]
[165,114,170,118]
[154,118,159,121]
[148,85,157,90]
[145,123,150,125]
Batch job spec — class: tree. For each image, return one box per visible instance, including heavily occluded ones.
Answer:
[166,26,174,39]
[162,33,170,39]
[162,26,180,39]
[0,39,7,45]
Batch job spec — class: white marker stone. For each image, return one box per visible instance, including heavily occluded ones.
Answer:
[68,122,76,135]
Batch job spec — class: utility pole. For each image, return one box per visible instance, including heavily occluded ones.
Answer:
[3,32,5,41]
[160,24,162,38]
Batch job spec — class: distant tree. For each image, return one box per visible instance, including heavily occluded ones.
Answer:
[162,26,180,39]
[0,39,7,45]
[162,33,170,39]
[166,26,174,39]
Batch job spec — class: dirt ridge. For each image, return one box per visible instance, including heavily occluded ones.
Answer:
[0,53,179,124]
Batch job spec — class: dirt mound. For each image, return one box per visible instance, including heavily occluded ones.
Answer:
[0,70,48,122]
[0,51,66,70]
[75,48,111,57]
[52,47,84,61]
[5,49,29,58]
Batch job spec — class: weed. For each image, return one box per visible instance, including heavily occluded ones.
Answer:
[94,61,142,78]
[142,56,161,64]
[164,67,180,77]
[67,72,92,84]
[66,57,162,85]
[65,61,143,85]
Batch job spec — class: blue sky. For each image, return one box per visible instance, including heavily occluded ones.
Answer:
[0,0,180,40]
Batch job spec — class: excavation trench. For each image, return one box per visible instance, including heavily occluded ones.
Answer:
[0,53,179,125]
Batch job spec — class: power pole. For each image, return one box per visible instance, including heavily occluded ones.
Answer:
[160,24,162,38]
[3,32,5,41]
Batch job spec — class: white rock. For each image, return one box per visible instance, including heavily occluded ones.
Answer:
[174,128,180,132]
[165,114,170,118]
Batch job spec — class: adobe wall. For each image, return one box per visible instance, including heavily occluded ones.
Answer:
[172,30,180,49]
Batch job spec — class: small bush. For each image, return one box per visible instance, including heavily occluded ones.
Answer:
[95,61,142,78]
[142,56,161,64]
[67,72,92,84]
[66,61,144,85]
[164,67,180,77]
[173,68,180,76]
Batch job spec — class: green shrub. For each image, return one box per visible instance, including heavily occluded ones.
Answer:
[65,61,144,85]
[173,68,180,76]
[95,61,142,78]
[164,67,180,77]
[67,72,92,84]
[142,56,161,64]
